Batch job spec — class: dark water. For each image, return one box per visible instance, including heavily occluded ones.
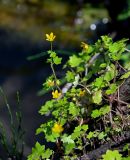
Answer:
[0,27,54,158]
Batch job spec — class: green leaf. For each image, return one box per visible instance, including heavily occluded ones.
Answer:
[114,127,122,133]
[102,150,122,160]
[93,131,99,138]
[109,42,123,54]
[101,36,112,48]
[87,131,94,139]
[71,126,83,140]
[100,105,110,115]
[87,45,94,54]
[122,157,130,160]
[108,39,127,60]
[91,109,101,118]
[53,56,62,65]
[42,148,53,159]
[98,132,106,140]
[92,90,102,104]
[81,125,89,131]
[77,66,84,72]
[48,51,56,58]
[64,143,75,154]
[71,131,81,140]
[45,132,60,142]
[82,71,92,82]
[52,110,59,117]
[61,135,75,144]
[39,100,54,115]
[36,124,45,135]
[104,64,116,82]
[73,74,80,87]
[93,77,105,88]
[36,121,54,137]
[69,102,80,117]
[27,142,53,160]
[74,126,82,132]
[120,71,130,79]
[68,55,82,67]
[123,144,129,152]
[100,63,107,68]
[106,83,117,95]
[66,71,75,82]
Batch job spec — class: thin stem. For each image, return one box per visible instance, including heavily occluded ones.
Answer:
[125,48,130,52]
[114,98,129,105]
[116,88,129,105]
[113,61,117,83]
[117,61,126,71]
[88,53,100,66]
[0,87,13,127]
[82,136,87,155]
[109,102,113,125]
[79,118,83,126]
[51,151,54,160]
[50,41,61,92]
[50,63,61,91]
[78,83,91,94]
[84,64,88,76]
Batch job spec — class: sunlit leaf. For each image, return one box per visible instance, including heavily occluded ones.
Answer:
[69,102,80,117]
[120,71,130,79]
[53,56,62,65]
[100,105,110,115]
[106,83,117,95]
[61,135,75,144]
[68,55,82,67]
[102,150,122,160]
[91,109,101,118]
[66,71,75,82]
[92,90,102,104]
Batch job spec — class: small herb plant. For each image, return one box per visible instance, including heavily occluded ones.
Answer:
[28,33,130,160]
[0,88,24,160]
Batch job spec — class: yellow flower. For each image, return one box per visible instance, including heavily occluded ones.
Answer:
[52,90,61,99]
[79,90,86,97]
[81,42,89,50]
[47,80,54,87]
[46,32,56,42]
[52,123,64,134]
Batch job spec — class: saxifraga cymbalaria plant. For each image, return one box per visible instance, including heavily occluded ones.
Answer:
[28,33,130,160]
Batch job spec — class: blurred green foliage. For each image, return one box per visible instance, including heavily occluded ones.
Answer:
[0,0,109,47]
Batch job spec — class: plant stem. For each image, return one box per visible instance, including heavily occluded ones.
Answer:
[125,48,130,52]
[50,62,61,91]
[109,102,113,125]
[50,42,61,92]
[0,87,13,127]
[78,83,91,94]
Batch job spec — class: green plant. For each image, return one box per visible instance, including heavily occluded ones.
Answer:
[27,142,53,160]
[0,87,25,160]
[28,33,130,160]
[102,150,130,160]
[102,150,122,160]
